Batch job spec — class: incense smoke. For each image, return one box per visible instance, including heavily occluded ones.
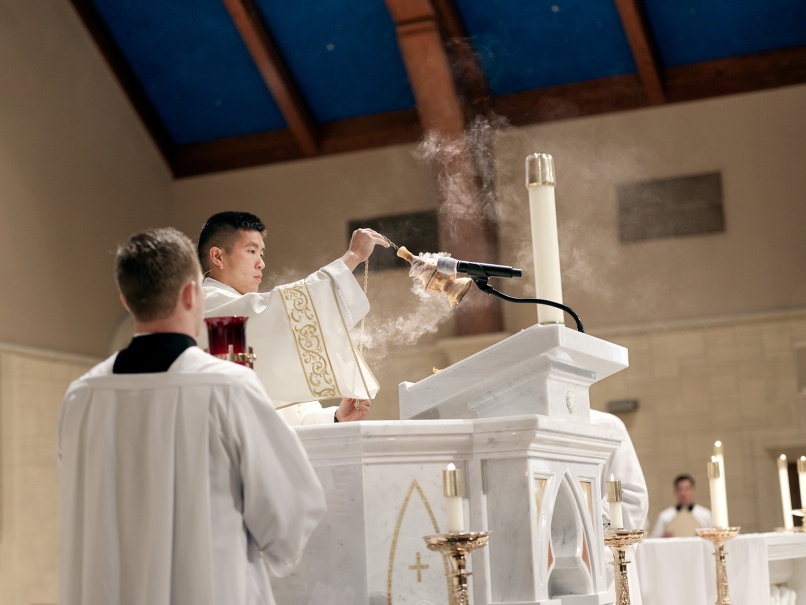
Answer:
[355,252,456,361]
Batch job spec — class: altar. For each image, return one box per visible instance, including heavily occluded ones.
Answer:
[271,324,629,605]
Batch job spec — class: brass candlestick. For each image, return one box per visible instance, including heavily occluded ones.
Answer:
[696,527,740,605]
[604,529,645,605]
[424,532,489,605]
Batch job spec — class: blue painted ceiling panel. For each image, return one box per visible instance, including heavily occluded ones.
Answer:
[643,0,806,67]
[454,0,638,95]
[253,0,416,122]
[91,0,287,145]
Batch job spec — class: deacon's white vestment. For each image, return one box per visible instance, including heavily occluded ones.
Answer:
[200,259,379,426]
[57,346,327,605]
[591,410,648,605]
[651,504,712,537]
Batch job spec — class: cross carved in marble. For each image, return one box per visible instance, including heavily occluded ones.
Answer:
[408,551,429,582]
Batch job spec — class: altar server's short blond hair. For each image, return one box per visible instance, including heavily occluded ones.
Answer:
[115,228,200,322]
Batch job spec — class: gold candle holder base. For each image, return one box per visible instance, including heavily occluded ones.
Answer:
[604,529,645,605]
[424,532,489,605]
[696,527,740,605]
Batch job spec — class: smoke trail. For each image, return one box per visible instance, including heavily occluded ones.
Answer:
[355,252,458,360]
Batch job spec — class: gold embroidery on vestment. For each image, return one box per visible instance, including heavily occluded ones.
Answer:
[278,279,339,399]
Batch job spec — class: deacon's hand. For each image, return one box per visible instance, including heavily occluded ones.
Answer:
[341,228,390,271]
[335,397,371,422]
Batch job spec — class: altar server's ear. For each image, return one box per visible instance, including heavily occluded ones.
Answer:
[119,294,132,314]
[180,279,198,311]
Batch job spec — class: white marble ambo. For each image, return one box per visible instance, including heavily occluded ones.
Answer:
[272,324,628,605]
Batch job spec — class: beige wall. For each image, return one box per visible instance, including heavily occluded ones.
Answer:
[495,84,806,335]
[0,0,172,358]
[590,310,806,533]
[0,345,96,605]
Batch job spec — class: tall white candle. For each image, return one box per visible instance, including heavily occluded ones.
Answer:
[798,457,806,516]
[778,455,794,530]
[606,474,624,529]
[526,154,564,325]
[708,457,728,528]
[443,463,464,533]
[713,441,730,526]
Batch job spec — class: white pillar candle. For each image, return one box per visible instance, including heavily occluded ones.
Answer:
[708,457,728,528]
[443,463,464,533]
[713,441,730,526]
[606,474,624,530]
[778,455,794,530]
[798,457,806,514]
[526,153,564,325]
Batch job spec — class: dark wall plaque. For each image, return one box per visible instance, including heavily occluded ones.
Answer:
[617,172,725,243]
[348,209,439,271]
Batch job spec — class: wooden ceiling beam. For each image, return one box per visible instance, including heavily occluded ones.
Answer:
[430,0,492,117]
[68,0,178,171]
[174,109,421,177]
[172,45,806,177]
[384,0,465,137]
[614,0,666,104]
[221,0,319,156]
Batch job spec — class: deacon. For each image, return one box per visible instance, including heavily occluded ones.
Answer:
[198,211,388,425]
[58,228,326,605]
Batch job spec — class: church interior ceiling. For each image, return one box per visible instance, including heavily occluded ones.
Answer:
[69,0,806,177]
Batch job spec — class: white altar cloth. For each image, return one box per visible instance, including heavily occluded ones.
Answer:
[636,533,806,605]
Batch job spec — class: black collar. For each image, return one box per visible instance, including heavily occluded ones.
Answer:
[113,333,196,374]
[676,503,695,512]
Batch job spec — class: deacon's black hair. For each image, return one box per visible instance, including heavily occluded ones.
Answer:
[674,474,695,487]
[197,211,267,272]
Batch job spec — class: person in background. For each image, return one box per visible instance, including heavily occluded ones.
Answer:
[591,409,648,605]
[651,474,712,537]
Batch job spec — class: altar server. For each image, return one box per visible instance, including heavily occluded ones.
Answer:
[591,409,648,605]
[651,474,712,537]
[58,228,326,605]
[591,410,649,531]
[198,211,387,425]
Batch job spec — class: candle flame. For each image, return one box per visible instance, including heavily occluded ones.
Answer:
[610,473,615,481]
[447,463,456,471]
[801,456,806,461]
[711,456,718,463]
[714,440,721,447]
[781,454,787,460]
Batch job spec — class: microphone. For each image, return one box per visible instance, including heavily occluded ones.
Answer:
[437,257,523,279]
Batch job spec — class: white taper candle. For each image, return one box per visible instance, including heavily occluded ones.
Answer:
[443,463,464,532]
[798,457,806,514]
[713,441,729,526]
[778,455,794,530]
[606,474,624,529]
[708,457,728,528]
[526,154,564,325]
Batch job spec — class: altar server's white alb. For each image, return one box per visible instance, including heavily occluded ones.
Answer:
[58,346,326,605]
[200,258,379,425]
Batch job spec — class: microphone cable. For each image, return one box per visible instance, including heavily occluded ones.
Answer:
[471,279,585,333]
